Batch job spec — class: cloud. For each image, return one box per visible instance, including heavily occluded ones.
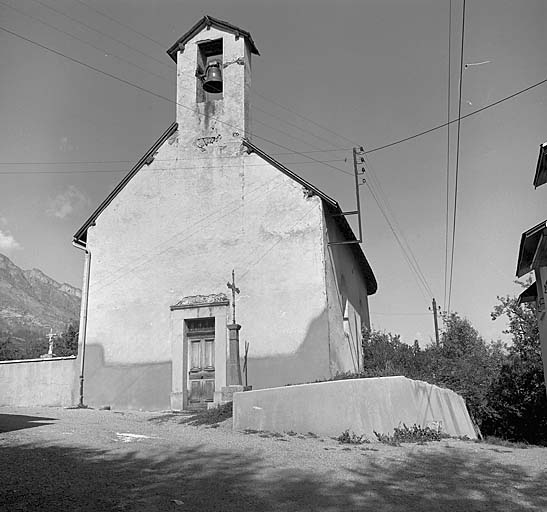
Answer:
[0,228,21,252]
[47,185,89,219]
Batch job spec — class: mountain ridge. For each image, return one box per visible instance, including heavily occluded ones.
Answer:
[0,252,81,333]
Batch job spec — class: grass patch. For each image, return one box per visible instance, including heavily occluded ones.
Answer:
[181,401,233,426]
[478,436,530,449]
[258,431,285,438]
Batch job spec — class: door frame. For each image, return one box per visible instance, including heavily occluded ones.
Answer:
[187,324,216,408]
[169,294,229,411]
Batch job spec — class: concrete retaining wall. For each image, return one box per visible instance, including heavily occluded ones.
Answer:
[0,357,77,407]
[233,376,477,439]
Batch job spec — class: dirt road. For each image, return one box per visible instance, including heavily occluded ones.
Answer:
[1,406,546,511]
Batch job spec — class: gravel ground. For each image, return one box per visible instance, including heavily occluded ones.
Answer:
[1,406,546,511]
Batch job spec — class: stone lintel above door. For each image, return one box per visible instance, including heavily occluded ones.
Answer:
[170,293,229,310]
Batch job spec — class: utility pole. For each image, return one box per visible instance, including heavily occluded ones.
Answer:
[430,298,440,347]
[328,146,366,245]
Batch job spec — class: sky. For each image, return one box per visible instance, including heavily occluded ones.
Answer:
[0,0,546,345]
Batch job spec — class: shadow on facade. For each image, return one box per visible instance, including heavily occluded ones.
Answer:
[0,414,57,433]
[82,344,172,411]
[1,441,545,511]
[245,309,332,390]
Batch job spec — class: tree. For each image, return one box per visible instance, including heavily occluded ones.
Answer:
[54,322,79,357]
[420,313,505,429]
[361,329,422,379]
[361,315,505,431]
[484,282,547,444]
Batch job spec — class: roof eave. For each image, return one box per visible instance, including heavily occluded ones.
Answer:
[73,122,178,244]
[167,15,260,63]
[242,139,377,295]
[324,202,378,295]
[518,281,537,305]
[241,139,340,208]
[516,219,547,277]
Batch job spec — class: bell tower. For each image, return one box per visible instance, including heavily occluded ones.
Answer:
[167,16,260,155]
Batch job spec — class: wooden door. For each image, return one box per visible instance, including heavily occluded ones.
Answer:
[187,334,215,409]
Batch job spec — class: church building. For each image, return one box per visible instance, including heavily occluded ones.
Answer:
[73,16,377,411]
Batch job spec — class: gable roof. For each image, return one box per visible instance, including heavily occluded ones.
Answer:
[242,139,377,295]
[533,142,547,189]
[516,219,547,277]
[167,15,260,63]
[73,122,178,244]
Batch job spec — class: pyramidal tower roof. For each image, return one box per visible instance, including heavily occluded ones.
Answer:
[166,15,260,62]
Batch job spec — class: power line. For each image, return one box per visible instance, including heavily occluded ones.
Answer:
[30,0,171,69]
[447,0,466,315]
[90,174,288,293]
[0,23,355,180]
[365,183,431,301]
[0,8,447,311]
[73,0,168,49]
[364,76,547,155]
[239,203,320,280]
[48,1,547,161]
[0,159,347,175]
[2,10,544,306]
[3,0,333,156]
[443,0,453,312]
[250,76,437,299]
[0,152,347,165]
[251,103,343,152]
[0,0,172,83]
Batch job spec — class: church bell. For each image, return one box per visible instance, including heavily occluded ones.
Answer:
[202,60,223,93]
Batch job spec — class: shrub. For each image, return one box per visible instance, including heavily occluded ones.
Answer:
[336,429,369,444]
[374,423,449,445]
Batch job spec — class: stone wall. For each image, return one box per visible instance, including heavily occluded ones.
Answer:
[233,376,478,439]
[0,357,77,407]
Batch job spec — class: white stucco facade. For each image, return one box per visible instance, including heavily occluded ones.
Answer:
[73,17,376,410]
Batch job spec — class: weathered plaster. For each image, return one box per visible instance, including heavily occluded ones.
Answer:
[176,27,251,154]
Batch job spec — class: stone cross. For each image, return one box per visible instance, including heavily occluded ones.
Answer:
[226,269,240,324]
[42,327,57,358]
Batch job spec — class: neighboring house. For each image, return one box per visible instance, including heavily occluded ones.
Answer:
[516,141,547,395]
[73,16,377,411]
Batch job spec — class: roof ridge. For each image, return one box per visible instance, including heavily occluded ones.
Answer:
[166,16,260,62]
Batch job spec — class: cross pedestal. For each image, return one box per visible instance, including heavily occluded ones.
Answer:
[216,323,244,405]
[226,323,242,386]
